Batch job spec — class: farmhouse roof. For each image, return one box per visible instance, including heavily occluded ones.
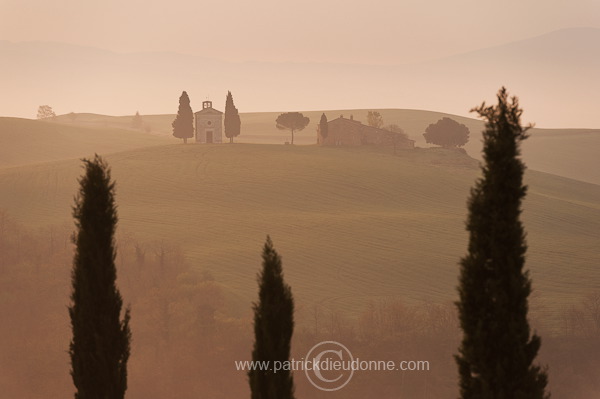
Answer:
[329,116,415,143]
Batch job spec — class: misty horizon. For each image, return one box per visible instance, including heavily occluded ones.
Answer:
[2,22,600,127]
[1,1,599,398]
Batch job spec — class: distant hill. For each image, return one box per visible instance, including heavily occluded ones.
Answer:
[1,27,599,127]
[54,109,600,185]
[0,117,170,168]
[0,144,598,328]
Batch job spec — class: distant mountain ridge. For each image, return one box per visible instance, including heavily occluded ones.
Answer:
[434,27,600,65]
[1,27,599,127]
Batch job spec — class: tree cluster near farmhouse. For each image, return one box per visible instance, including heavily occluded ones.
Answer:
[385,123,409,140]
[424,117,470,148]
[367,110,384,128]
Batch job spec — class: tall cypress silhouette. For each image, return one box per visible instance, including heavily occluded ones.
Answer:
[172,91,194,144]
[69,155,131,399]
[249,236,295,399]
[224,91,241,143]
[456,88,548,398]
[318,113,328,143]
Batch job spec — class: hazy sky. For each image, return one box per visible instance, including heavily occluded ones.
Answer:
[2,0,600,127]
[2,0,599,64]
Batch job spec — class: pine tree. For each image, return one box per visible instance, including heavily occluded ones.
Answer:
[456,87,549,399]
[249,237,295,399]
[224,91,241,143]
[275,112,309,145]
[318,113,328,142]
[69,155,131,399]
[172,91,194,144]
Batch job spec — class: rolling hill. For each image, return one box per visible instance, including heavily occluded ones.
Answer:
[52,110,600,185]
[0,144,598,329]
[0,117,171,168]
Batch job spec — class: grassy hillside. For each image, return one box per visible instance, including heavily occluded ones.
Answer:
[0,144,598,329]
[55,110,600,185]
[0,117,170,168]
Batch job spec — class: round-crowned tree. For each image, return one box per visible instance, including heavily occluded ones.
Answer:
[424,117,470,148]
[37,105,56,119]
[276,112,309,145]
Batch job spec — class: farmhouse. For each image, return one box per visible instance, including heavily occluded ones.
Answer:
[194,101,223,143]
[318,115,415,148]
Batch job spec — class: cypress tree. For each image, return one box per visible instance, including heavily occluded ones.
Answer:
[249,236,295,399]
[172,91,194,144]
[224,91,241,143]
[69,155,131,399]
[456,88,549,398]
[318,113,328,142]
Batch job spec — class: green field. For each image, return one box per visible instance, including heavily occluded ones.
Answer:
[53,109,600,185]
[0,143,598,329]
